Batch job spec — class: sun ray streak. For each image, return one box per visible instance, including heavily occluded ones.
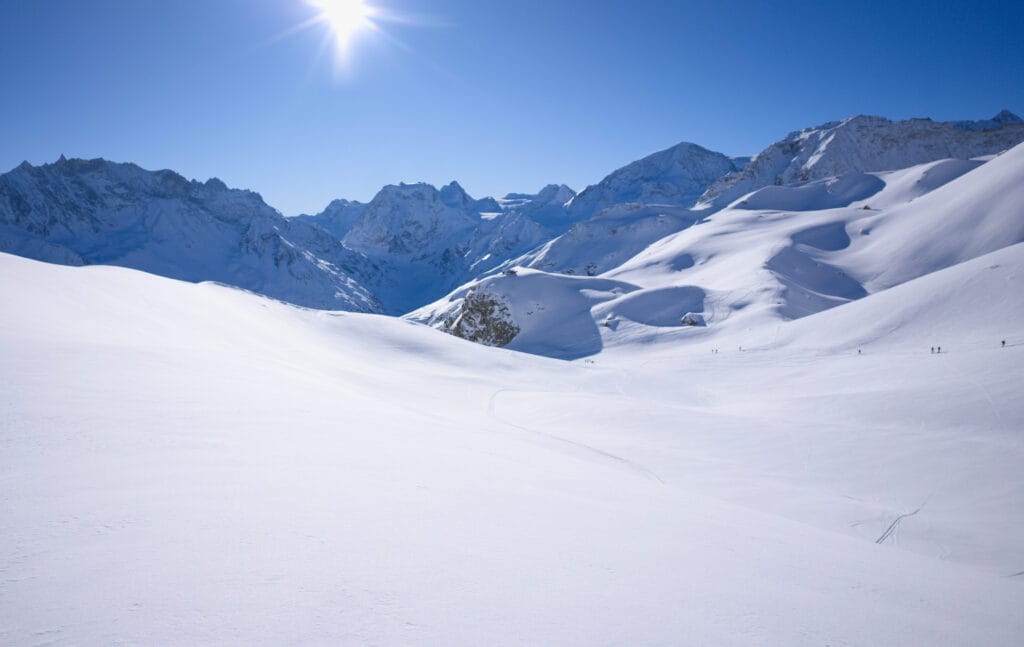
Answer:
[258,1,441,80]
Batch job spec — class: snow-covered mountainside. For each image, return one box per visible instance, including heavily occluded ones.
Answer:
[296,181,580,313]
[3,109,1024,645]
[292,198,366,240]
[415,140,1024,357]
[2,110,1021,321]
[509,203,703,277]
[700,110,1024,207]
[455,143,740,279]
[567,141,739,218]
[3,249,1022,644]
[330,181,545,313]
[498,183,577,227]
[0,157,382,312]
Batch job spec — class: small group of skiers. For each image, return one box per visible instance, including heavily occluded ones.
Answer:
[709,342,1009,356]
[930,341,1009,354]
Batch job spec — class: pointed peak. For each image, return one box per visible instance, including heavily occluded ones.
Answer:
[440,180,471,207]
[993,109,1022,125]
[58,154,68,163]
[537,184,576,203]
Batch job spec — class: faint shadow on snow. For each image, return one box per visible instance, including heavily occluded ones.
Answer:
[737,174,885,212]
[593,286,706,328]
[769,255,867,319]
[791,221,853,251]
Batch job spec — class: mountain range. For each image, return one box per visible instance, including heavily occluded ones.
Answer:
[2,110,1022,355]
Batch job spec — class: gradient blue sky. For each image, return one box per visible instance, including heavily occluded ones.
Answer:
[2,0,1022,215]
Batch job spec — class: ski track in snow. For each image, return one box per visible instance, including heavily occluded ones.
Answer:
[486,388,665,484]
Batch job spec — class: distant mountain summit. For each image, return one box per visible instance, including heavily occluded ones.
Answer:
[700,111,1024,207]
[0,157,382,312]
[567,141,738,217]
[313,181,574,313]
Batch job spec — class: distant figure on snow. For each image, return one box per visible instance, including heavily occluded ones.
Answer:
[931,347,934,354]
[1003,340,1007,348]
[937,346,942,354]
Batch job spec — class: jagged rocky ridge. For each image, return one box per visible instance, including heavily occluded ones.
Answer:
[0,157,382,311]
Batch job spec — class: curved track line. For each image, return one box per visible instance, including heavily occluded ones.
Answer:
[487,388,665,484]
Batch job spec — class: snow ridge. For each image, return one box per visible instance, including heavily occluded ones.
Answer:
[700,111,1024,207]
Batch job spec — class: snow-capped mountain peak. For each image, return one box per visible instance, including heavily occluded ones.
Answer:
[566,141,739,218]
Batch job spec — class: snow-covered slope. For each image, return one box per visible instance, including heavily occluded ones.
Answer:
[0,158,382,312]
[419,141,1024,358]
[701,111,1024,207]
[837,143,1024,290]
[511,203,703,277]
[2,252,1022,645]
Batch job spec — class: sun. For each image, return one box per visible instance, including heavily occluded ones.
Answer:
[310,0,374,50]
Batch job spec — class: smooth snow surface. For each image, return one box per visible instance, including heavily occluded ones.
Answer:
[2,252,1022,645]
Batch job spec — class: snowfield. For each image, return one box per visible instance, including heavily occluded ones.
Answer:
[2,248,1022,645]
[2,111,1023,645]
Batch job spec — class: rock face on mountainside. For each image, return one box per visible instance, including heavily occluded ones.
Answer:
[439,289,520,347]
[567,142,739,218]
[0,157,383,312]
[700,111,1024,207]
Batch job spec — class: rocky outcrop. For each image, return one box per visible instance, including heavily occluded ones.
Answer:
[441,290,520,347]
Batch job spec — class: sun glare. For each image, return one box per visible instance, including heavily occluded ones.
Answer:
[310,0,373,50]
[280,0,424,77]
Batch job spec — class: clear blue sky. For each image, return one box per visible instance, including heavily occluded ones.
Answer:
[2,0,1022,215]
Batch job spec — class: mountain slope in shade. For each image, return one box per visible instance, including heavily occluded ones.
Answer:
[700,111,1024,207]
[0,157,382,312]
